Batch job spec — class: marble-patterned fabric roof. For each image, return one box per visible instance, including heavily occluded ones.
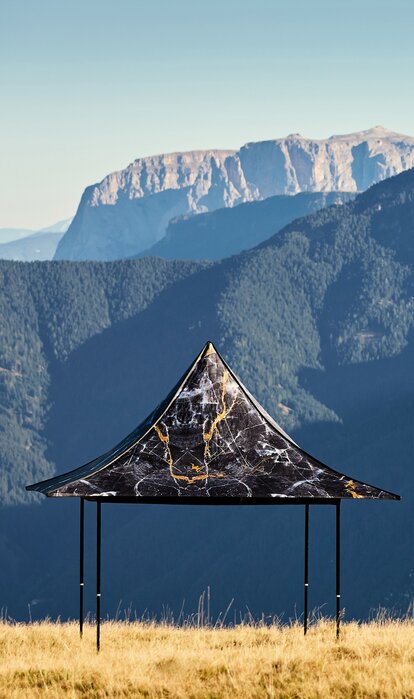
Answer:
[27,342,398,500]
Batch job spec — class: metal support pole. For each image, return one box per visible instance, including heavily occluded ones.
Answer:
[304,503,309,635]
[336,500,341,639]
[96,501,101,652]
[79,498,84,638]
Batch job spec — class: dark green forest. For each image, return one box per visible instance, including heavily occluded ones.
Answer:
[1,171,414,506]
[0,169,413,622]
[0,258,206,504]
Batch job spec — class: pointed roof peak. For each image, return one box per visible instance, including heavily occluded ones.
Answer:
[27,340,399,501]
[204,340,217,356]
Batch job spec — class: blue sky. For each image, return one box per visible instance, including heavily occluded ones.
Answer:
[1,0,413,228]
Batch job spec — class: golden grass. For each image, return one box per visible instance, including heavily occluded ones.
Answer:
[1,619,414,698]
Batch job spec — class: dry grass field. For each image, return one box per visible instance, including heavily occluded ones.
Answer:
[1,619,414,698]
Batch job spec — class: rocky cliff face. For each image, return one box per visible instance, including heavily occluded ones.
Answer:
[55,127,414,260]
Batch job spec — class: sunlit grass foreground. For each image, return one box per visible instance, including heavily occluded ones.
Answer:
[1,618,414,698]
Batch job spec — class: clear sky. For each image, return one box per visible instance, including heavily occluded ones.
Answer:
[1,0,413,229]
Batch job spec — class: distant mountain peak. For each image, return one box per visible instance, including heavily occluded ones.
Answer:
[328,125,413,142]
[55,127,414,261]
[39,217,73,234]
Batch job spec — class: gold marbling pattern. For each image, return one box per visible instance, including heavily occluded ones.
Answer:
[27,342,399,501]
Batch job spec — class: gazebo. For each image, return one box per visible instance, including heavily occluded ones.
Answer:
[27,341,399,649]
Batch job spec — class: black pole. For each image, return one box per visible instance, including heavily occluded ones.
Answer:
[79,498,84,638]
[304,503,309,635]
[336,500,341,639]
[96,501,101,652]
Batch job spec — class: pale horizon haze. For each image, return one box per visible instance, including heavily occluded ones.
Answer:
[1,0,413,229]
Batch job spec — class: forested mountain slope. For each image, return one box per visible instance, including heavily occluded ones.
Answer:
[0,258,206,504]
[0,168,413,621]
[137,191,353,260]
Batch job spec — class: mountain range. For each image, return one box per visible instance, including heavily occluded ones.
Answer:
[137,191,354,260]
[54,127,414,261]
[0,228,36,245]
[0,166,413,623]
[0,218,72,261]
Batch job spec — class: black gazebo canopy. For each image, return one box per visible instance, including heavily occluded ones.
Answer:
[27,341,399,648]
